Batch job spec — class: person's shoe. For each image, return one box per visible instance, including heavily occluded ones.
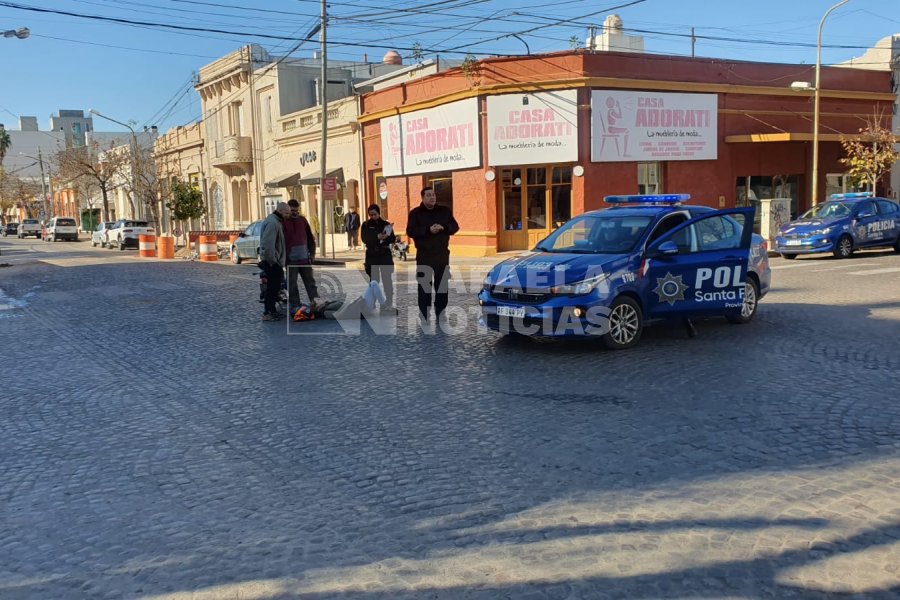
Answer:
[262,312,282,322]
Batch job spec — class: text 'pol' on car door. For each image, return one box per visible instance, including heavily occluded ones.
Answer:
[643,207,754,320]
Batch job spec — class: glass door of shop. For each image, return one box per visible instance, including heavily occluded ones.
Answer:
[498,166,572,251]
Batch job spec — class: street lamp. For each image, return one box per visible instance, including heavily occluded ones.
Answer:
[89,108,139,222]
[2,27,29,39]
[794,0,850,207]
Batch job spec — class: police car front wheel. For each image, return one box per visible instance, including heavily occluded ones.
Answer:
[726,278,759,325]
[833,235,854,259]
[601,296,643,350]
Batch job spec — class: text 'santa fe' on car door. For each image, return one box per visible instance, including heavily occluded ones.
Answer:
[643,207,754,321]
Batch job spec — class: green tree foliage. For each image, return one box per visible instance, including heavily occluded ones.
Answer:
[166,180,205,245]
[839,117,900,193]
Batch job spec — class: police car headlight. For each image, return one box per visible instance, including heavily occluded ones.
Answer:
[551,273,609,295]
[810,226,836,236]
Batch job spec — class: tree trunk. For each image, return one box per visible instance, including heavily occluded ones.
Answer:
[101,186,110,223]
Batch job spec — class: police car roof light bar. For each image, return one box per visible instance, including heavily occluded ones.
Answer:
[604,194,691,204]
[831,192,874,199]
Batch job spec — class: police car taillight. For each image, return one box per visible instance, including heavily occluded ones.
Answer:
[604,194,690,204]
[831,192,874,199]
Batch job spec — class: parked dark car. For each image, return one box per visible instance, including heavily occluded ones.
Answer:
[2,222,18,237]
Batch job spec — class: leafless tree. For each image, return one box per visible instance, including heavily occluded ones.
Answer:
[0,170,42,218]
[55,141,129,223]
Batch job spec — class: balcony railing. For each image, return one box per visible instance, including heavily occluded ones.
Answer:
[210,135,252,168]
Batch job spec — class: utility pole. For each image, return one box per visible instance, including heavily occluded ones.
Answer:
[37,148,48,220]
[588,25,596,51]
[691,27,696,57]
[318,0,328,257]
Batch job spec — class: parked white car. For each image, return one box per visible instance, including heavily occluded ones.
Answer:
[91,221,116,248]
[17,218,41,238]
[43,217,79,242]
[107,219,154,250]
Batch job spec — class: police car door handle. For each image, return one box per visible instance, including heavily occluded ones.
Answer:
[720,255,742,262]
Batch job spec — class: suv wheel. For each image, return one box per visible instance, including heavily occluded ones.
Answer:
[601,296,643,350]
[119,237,126,251]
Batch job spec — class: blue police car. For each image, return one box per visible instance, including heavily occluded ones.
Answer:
[775,192,900,259]
[479,194,771,349]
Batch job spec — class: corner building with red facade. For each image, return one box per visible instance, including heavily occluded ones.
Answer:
[358,50,894,257]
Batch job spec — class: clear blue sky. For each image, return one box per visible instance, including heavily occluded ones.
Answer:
[2,0,898,134]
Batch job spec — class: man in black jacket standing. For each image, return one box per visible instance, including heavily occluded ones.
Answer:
[406,187,459,320]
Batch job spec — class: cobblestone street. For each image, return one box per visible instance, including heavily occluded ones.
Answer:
[1,238,899,599]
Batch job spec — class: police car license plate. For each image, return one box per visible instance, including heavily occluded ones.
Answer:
[497,306,526,318]
[785,239,802,246]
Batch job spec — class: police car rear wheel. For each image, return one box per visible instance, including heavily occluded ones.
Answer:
[834,235,853,259]
[781,253,797,260]
[727,278,759,324]
[602,296,642,350]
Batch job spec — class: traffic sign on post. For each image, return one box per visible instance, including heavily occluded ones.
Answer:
[321,177,337,202]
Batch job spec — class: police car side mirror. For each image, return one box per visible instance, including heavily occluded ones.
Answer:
[648,240,679,258]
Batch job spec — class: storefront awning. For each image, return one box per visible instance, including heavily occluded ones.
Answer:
[266,167,345,188]
[725,133,863,143]
[296,167,344,186]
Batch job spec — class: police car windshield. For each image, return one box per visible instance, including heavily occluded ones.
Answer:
[537,214,653,254]
[803,201,851,219]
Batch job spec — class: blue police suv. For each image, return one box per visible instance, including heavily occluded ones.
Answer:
[774,192,900,259]
[478,194,771,349]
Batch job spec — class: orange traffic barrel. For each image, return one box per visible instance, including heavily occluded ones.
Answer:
[157,235,175,259]
[138,234,156,258]
[199,234,218,262]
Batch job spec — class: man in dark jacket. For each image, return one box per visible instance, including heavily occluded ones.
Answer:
[284,199,320,311]
[343,207,360,249]
[259,202,291,321]
[406,187,459,320]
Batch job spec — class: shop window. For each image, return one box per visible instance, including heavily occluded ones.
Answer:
[501,169,522,230]
[638,163,661,194]
[551,166,572,228]
[426,173,453,213]
[526,167,547,229]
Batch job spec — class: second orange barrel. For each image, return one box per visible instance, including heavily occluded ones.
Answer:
[157,235,175,259]
[199,235,218,262]
[138,234,156,258]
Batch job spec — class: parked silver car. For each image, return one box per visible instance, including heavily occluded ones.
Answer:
[231,220,263,264]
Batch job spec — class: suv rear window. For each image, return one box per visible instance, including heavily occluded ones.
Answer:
[23,219,38,224]
[125,221,149,227]
[55,218,76,226]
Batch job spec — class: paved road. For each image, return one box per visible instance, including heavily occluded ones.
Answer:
[1,237,899,599]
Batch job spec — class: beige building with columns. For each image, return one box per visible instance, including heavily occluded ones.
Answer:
[264,96,362,253]
[153,122,205,233]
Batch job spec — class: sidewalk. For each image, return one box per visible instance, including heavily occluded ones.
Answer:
[319,247,521,268]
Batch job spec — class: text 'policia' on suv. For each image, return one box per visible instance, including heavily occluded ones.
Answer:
[479,194,771,349]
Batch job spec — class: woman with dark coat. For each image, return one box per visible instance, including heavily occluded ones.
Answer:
[360,204,396,312]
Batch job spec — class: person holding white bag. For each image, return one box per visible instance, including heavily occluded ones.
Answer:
[360,204,397,313]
